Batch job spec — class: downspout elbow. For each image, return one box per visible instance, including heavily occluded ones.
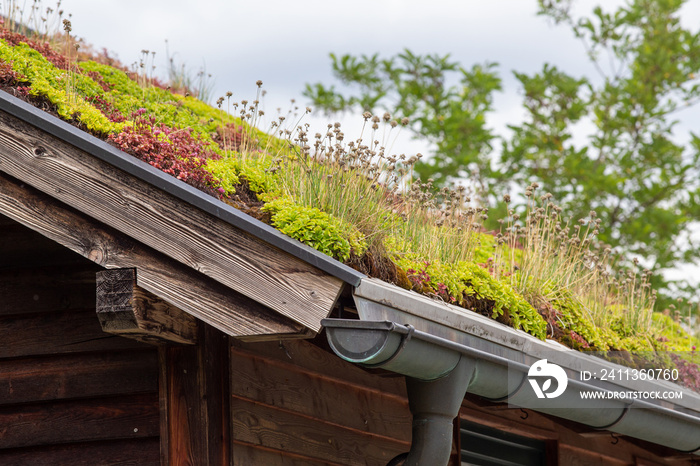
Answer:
[403,356,475,466]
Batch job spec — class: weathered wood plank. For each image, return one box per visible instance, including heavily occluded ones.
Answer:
[0,172,310,339]
[0,310,148,358]
[231,339,408,397]
[230,349,411,441]
[0,394,159,449]
[0,350,157,405]
[231,397,409,466]
[233,441,340,466]
[0,438,160,466]
[160,325,231,466]
[96,268,198,345]
[0,268,96,316]
[0,109,344,330]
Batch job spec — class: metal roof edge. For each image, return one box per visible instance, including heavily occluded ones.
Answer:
[353,277,700,413]
[0,90,365,286]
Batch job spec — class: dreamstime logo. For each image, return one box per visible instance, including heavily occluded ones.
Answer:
[528,359,568,399]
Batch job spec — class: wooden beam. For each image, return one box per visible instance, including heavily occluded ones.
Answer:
[0,172,311,340]
[0,108,344,331]
[159,325,231,465]
[96,268,198,345]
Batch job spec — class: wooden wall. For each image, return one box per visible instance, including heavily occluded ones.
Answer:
[230,338,413,466]
[2,214,695,466]
[0,218,161,465]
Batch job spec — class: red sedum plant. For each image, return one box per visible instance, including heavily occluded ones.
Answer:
[109,110,224,198]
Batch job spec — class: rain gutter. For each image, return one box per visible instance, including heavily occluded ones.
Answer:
[322,278,700,465]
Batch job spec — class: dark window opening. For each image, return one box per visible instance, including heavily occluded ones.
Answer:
[460,419,547,466]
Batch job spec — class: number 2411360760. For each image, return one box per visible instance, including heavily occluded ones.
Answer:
[580,368,679,382]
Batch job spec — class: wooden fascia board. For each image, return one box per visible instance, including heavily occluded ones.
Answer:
[0,172,313,340]
[0,106,346,332]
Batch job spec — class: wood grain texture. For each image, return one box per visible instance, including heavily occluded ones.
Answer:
[231,339,408,397]
[0,310,148,359]
[0,350,157,405]
[160,325,231,466]
[0,109,344,330]
[0,173,309,339]
[0,394,159,449]
[96,268,198,345]
[233,441,340,466]
[230,348,411,441]
[231,397,409,466]
[0,438,160,466]
[230,339,411,465]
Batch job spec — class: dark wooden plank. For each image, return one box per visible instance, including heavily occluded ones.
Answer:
[96,268,198,345]
[0,393,159,449]
[230,349,411,441]
[233,441,340,466]
[161,325,231,466]
[0,310,147,358]
[231,397,409,466]
[0,267,96,316]
[0,109,344,330]
[0,438,160,466]
[0,172,309,339]
[231,339,408,397]
[0,349,157,405]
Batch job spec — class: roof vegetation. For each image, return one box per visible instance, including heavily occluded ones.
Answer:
[0,7,698,389]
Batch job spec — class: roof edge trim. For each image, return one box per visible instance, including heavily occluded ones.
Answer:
[0,91,364,286]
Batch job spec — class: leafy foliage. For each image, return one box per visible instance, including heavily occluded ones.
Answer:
[263,197,367,262]
[304,0,700,305]
[109,113,224,198]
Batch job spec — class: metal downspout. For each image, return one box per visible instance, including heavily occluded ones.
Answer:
[322,319,475,466]
[403,356,475,466]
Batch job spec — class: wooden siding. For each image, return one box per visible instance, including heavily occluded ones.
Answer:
[230,338,413,466]
[0,217,161,465]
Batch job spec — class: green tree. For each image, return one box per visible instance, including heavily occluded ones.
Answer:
[304,0,700,299]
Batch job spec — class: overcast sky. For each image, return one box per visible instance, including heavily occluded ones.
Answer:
[49,0,698,156]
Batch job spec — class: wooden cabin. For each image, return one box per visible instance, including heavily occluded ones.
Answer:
[0,91,699,466]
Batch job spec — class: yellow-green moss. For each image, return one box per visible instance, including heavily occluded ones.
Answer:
[263,197,367,261]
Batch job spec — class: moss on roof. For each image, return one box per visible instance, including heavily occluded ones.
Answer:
[0,26,698,388]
